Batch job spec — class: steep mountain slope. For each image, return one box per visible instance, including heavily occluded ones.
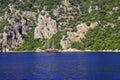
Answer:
[0,0,120,51]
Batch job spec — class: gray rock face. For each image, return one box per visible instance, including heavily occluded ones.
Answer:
[0,4,36,49]
[1,5,36,49]
[21,18,29,35]
[34,11,58,40]
[2,32,8,51]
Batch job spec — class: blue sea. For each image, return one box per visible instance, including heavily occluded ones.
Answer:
[0,52,120,80]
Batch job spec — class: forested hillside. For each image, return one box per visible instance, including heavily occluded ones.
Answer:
[0,0,120,51]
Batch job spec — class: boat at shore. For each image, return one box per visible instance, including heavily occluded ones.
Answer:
[44,39,58,53]
[45,49,58,53]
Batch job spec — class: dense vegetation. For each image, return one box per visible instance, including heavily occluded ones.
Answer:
[1,0,120,51]
[0,19,8,33]
[14,0,61,11]
[72,25,120,50]
[0,0,11,9]
[13,29,66,51]
[71,0,120,50]
[12,26,45,51]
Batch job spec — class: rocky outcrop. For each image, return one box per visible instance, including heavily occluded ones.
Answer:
[90,22,98,28]
[61,0,71,7]
[52,0,81,29]
[5,17,24,48]
[88,5,101,13]
[112,7,119,12]
[21,11,37,20]
[0,0,119,52]
[60,22,98,49]
[60,35,71,49]
[60,23,88,49]
[34,0,82,48]
[1,4,37,49]
[34,11,58,40]
[8,4,37,20]
[8,4,16,13]
[106,22,116,28]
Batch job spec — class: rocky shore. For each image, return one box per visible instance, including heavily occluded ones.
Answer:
[4,50,120,53]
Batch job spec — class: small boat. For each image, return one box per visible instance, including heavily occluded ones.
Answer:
[45,49,58,53]
[45,39,58,53]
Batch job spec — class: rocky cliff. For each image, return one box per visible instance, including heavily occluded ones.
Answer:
[0,0,120,51]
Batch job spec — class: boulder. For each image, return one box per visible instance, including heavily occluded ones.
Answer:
[76,23,89,34]
[61,0,71,7]
[88,6,92,13]
[90,22,98,28]
[95,6,99,10]
[112,7,119,12]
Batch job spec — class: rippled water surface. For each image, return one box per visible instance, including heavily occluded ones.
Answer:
[0,52,120,80]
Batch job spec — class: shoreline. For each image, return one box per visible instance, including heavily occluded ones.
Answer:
[3,50,120,53]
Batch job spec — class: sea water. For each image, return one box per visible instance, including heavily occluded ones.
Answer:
[0,52,120,80]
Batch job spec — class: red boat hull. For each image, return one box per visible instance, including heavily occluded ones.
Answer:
[45,49,58,53]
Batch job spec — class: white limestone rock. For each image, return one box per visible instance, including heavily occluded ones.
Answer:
[61,0,71,7]
[112,7,119,12]
[60,22,99,50]
[60,35,71,49]
[88,6,92,13]
[90,22,98,29]
[34,11,58,40]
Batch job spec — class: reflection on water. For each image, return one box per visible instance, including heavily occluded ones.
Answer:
[0,52,120,80]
